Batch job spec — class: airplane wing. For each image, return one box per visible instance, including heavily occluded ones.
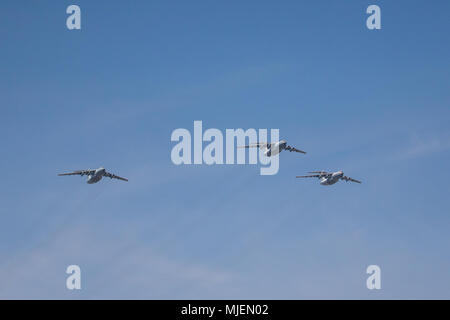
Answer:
[104,172,128,182]
[285,145,306,154]
[308,171,330,177]
[237,142,270,149]
[296,174,320,178]
[58,169,95,177]
[297,171,331,178]
[341,176,361,184]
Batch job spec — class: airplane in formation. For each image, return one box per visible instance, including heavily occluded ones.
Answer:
[296,170,361,186]
[58,167,128,184]
[238,140,306,157]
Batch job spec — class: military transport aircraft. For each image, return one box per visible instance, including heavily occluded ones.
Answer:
[58,167,128,184]
[238,140,306,157]
[296,170,361,185]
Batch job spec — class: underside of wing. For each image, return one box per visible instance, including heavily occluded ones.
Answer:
[286,145,306,154]
[308,171,330,177]
[58,170,94,177]
[237,142,269,149]
[296,175,320,178]
[341,176,361,183]
[104,172,128,182]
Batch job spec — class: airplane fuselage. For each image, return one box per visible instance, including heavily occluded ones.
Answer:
[87,168,106,184]
[264,141,287,157]
[319,171,344,185]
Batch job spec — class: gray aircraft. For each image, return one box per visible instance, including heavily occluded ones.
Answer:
[296,170,361,185]
[239,140,306,157]
[58,167,128,184]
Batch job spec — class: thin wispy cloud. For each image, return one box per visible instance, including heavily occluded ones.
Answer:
[400,134,450,159]
[0,224,234,299]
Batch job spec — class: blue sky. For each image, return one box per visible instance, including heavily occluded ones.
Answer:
[0,0,449,299]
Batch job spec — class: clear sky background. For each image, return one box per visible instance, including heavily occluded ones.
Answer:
[0,0,449,299]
